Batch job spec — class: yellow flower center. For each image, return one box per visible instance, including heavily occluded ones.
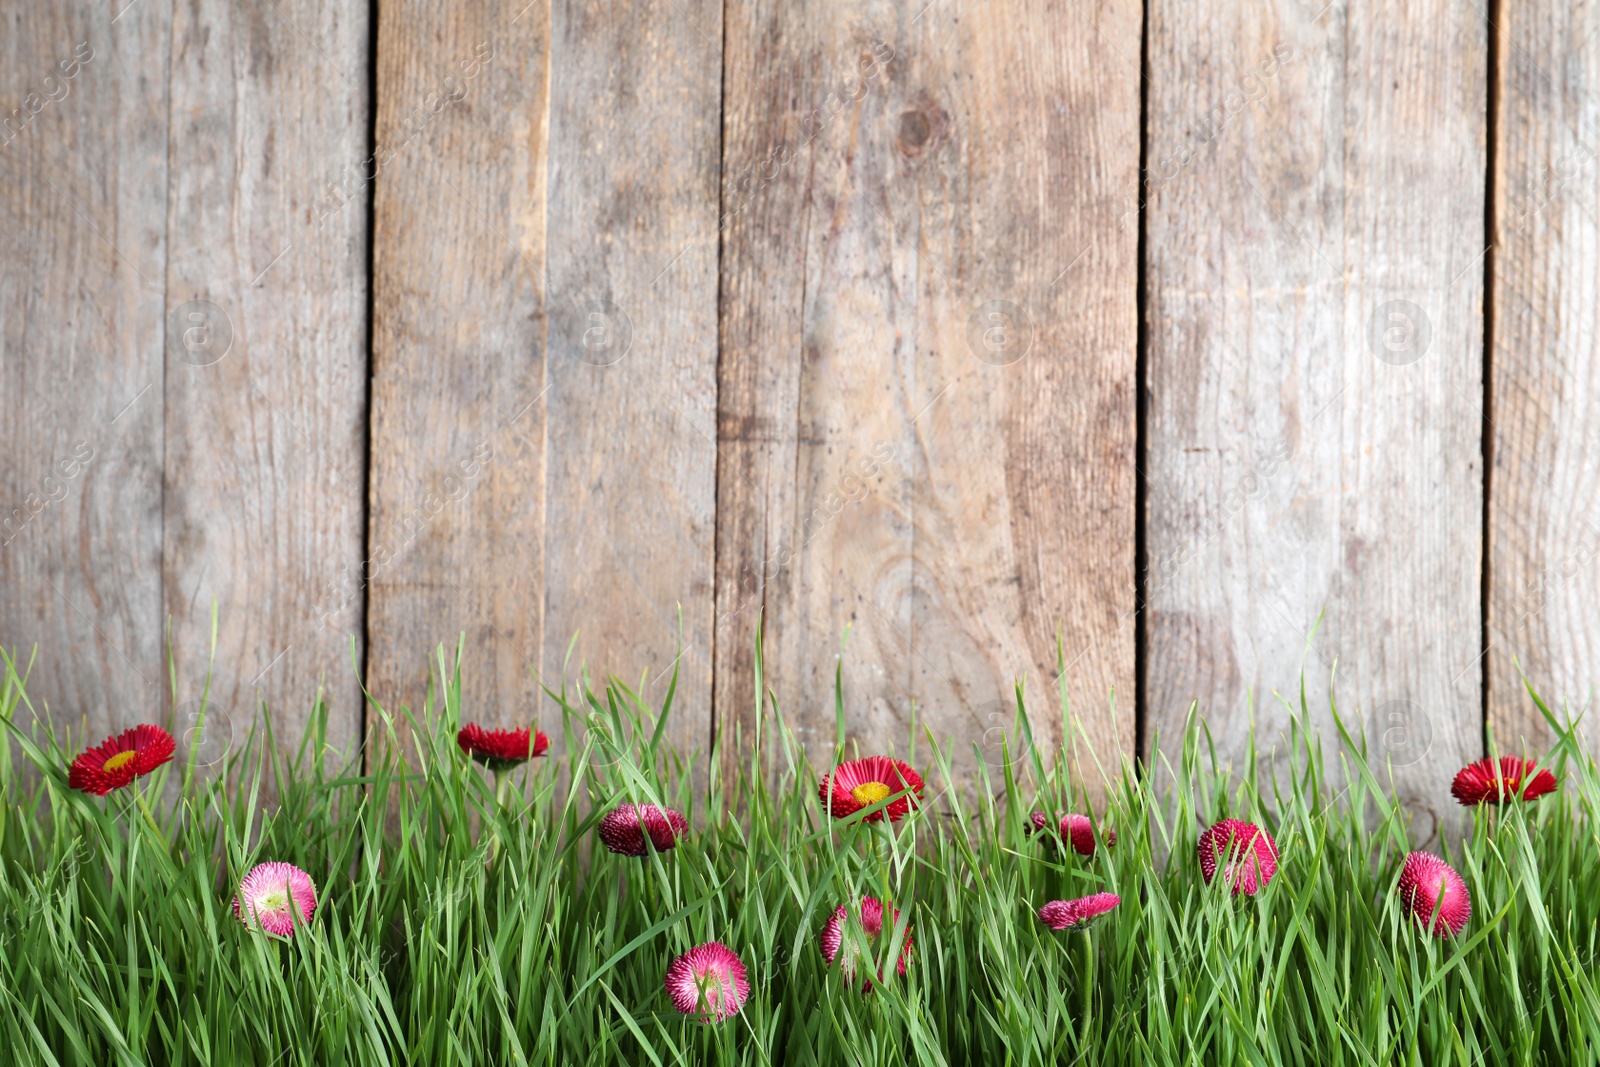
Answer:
[103,751,138,774]
[851,781,893,806]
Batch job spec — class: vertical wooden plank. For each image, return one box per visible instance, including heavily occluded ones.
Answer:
[540,0,722,758]
[163,0,369,755]
[0,6,167,733]
[1145,0,1486,842]
[1489,4,1600,751]
[369,4,549,728]
[715,0,1141,783]
[371,1,721,746]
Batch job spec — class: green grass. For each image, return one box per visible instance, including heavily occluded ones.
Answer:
[0,633,1596,1066]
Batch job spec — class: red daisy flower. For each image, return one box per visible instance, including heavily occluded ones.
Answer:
[1037,892,1121,930]
[818,756,925,823]
[1197,818,1279,896]
[1397,851,1471,937]
[1026,812,1116,856]
[1450,755,1558,806]
[68,724,176,795]
[819,896,913,991]
[456,723,549,772]
[598,803,690,856]
[664,941,750,1022]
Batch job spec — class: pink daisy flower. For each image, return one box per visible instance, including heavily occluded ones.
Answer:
[1026,811,1058,836]
[1197,818,1279,896]
[819,896,914,991]
[1062,814,1116,856]
[1027,812,1116,856]
[1397,851,1471,938]
[664,941,750,1022]
[1037,892,1121,930]
[232,862,318,938]
[597,803,690,856]
[68,724,176,796]
[1450,756,1558,806]
[456,723,549,772]
[818,756,925,823]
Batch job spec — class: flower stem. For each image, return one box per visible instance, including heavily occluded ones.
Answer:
[1077,928,1094,1023]
[488,770,511,866]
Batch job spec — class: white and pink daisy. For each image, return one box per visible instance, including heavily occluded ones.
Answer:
[1197,818,1279,896]
[1037,892,1121,930]
[664,941,750,1022]
[819,896,914,991]
[232,862,318,939]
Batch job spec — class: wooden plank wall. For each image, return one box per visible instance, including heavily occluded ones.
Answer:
[368,0,721,763]
[540,0,722,760]
[2,6,166,736]
[1489,3,1600,753]
[0,0,367,760]
[3,0,1596,823]
[367,2,552,742]
[714,0,1141,781]
[1144,0,1488,842]
[163,0,370,758]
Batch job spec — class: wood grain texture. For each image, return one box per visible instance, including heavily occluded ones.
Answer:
[714,0,1141,787]
[368,3,550,730]
[540,0,722,759]
[0,5,168,737]
[1488,2,1600,752]
[162,0,369,758]
[1144,0,1486,844]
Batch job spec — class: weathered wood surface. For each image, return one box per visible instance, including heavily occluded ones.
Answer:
[368,0,721,765]
[7,0,1583,804]
[0,1,367,760]
[1144,0,1487,842]
[714,0,1142,785]
[1488,3,1600,754]
[540,0,722,761]
[163,0,370,759]
[367,2,550,732]
[0,6,167,738]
